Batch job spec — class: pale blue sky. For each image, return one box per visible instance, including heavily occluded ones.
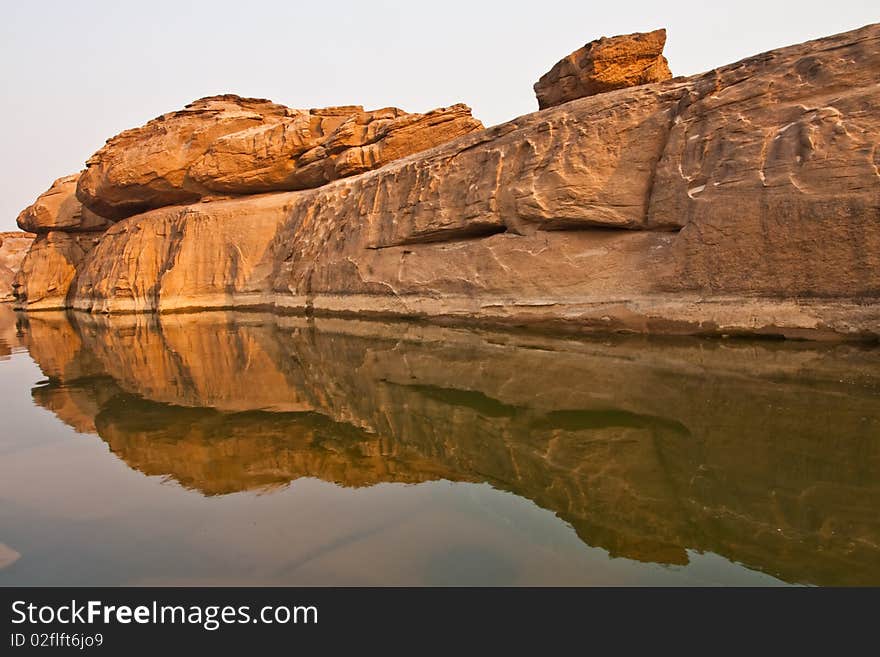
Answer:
[2,0,876,230]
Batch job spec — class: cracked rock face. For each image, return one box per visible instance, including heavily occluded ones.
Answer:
[534,29,673,109]
[75,96,483,221]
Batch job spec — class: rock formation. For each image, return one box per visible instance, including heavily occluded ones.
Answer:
[10,24,880,340]
[0,231,35,302]
[189,103,482,195]
[75,96,483,220]
[0,543,21,571]
[17,174,112,233]
[534,29,673,109]
[13,232,99,310]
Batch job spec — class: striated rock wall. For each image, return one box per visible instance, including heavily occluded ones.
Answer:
[12,24,880,339]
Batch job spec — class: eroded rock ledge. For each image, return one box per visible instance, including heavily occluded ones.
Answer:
[76,97,483,220]
[11,24,880,340]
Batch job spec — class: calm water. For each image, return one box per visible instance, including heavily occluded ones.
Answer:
[0,305,878,586]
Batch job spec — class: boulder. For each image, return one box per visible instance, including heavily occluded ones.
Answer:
[0,231,35,302]
[534,29,672,109]
[16,174,112,233]
[76,96,483,220]
[0,543,20,570]
[62,24,880,339]
[68,193,295,313]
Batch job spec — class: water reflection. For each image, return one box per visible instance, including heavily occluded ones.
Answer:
[10,308,880,585]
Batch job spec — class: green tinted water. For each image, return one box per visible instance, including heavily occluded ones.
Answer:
[0,306,878,585]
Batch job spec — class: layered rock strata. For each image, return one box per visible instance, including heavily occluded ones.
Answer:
[17,174,112,233]
[534,29,673,109]
[11,24,880,340]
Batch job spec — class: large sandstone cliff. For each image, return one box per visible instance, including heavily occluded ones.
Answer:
[11,25,880,339]
[11,307,880,585]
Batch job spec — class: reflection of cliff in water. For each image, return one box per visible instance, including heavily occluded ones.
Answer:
[16,309,880,586]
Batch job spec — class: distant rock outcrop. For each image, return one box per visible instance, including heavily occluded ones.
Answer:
[534,29,672,109]
[75,96,483,220]
[0,231,35,302]
[12,173,108,308]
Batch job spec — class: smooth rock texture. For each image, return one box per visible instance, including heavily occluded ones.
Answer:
[76,96,482,220]
[534,29,672,109]
[16,174,112,234]
[0,231,35,302]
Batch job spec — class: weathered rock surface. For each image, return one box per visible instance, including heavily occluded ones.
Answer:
[13,232,99,310]
[13,24,880,340]
[0,543,21,571]
[0,231,35,302]
[16,174,112,233]
[75,96,483,220]
[190,103,483,194]
[70,193,297,313]
[17,310,880,584]
[534,29,673,109]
